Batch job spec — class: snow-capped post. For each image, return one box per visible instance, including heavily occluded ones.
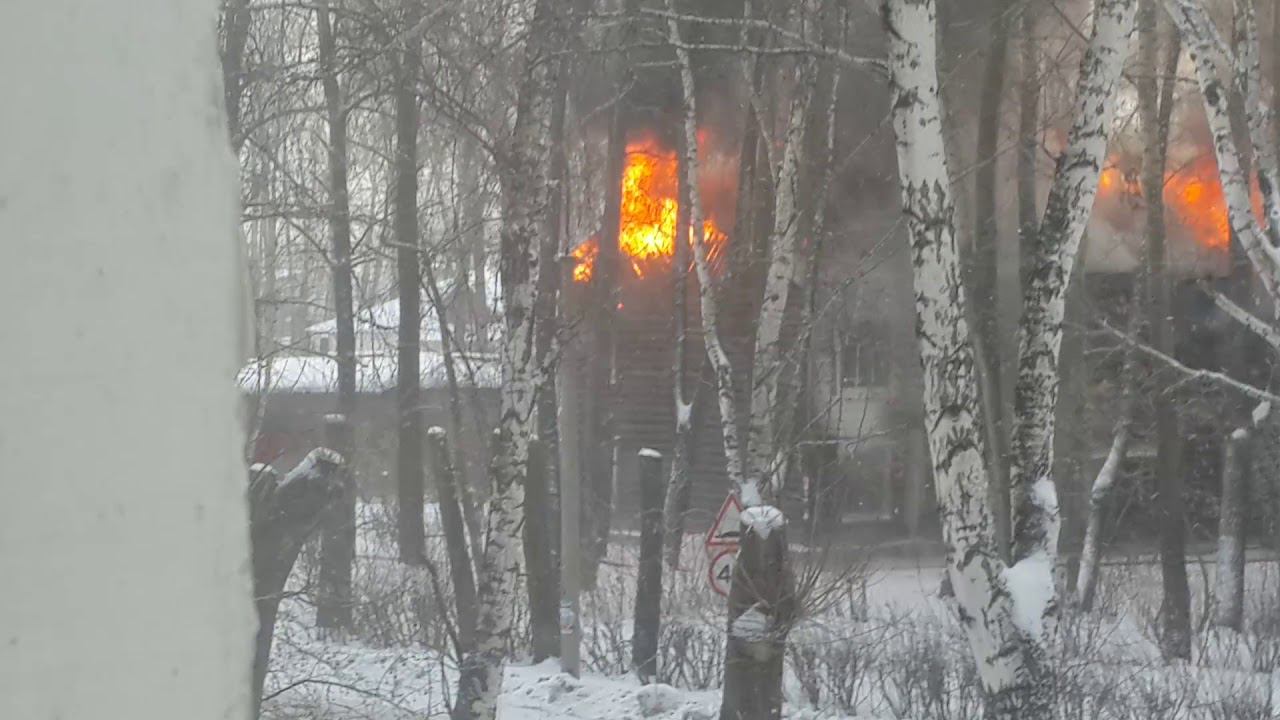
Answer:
[426,426,478,654]
[720,506,794,720]
[524,437,559,661]
[318,411,355,632]
[1216,427,1253,631]
[248,450,344,718]
[452,0,561,716]
[633,448,664,683]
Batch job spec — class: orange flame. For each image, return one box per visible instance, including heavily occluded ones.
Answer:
[571,236,598,283]
[572,136,727,283]
[1097,152,1263,251]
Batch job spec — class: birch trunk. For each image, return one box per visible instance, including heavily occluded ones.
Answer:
[667,6,802,716]
[1077,276,1143,611]
[1164,0,1280,298]
[452,0,560,716]
[1075,421,1130,611]
[666,6,745,494]
[1216,427,1252,631]
[662,156,704,568]
[316,0,357,633]
[884,0,1052,714]
[745,52,817,499]
[1007,0,1136,636]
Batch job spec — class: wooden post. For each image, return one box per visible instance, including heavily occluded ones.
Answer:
[557,373,583,676]
[1215,428,1252,631]
[632,448,664,682]
[317,412,355,632]
[524,437,559,660]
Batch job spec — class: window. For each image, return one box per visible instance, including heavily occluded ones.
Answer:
[840,324,889,388]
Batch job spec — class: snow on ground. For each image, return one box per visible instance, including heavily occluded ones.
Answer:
[265,600,723,719]
[262,502,1280,719]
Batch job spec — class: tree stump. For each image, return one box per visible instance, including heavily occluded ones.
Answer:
[249,448,344,717]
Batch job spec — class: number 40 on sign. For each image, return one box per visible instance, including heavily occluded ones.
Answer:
[704,494,743,597]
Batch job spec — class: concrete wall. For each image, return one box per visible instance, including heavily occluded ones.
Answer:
[0,2,255,718]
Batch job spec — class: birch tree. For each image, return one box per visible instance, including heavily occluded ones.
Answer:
[452,0,562,716]
[1160,0,1280,636]
[883,0,1135,713]
[666,2,819,716]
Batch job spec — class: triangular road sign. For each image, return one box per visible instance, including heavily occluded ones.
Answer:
[705,493,744,549]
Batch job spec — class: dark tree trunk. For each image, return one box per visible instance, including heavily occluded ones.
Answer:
[1055,252,1090,592]
[218,0,252,150]
[394,2,425,565]
[249,452,343,717]
[524,438,558,662]
[719,517,795,720]
[315,0,357,633]
[972,0,1012,561]
[1216,427,1252,631]
[633,449,664,682]
[524,62,569,661]
[1016,4,1040,291]
[426,426,478,654]
[423,245,485,567]
[582,102,623,590]
[1137,4,1190,660]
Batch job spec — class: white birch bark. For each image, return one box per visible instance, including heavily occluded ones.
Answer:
[453,1,559,717]
[1215,426,1251,631]
[1075,415,1131,610]
[1007,0,1136,633]
[1232,0,1280,243]
[883,1,1049,715]
[746,53,817,500]
[1164,0,1280,298]
[667,2,748,496]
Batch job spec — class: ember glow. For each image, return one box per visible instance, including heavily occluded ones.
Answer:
[1096,152,1262,251]
[572,136,728,283]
